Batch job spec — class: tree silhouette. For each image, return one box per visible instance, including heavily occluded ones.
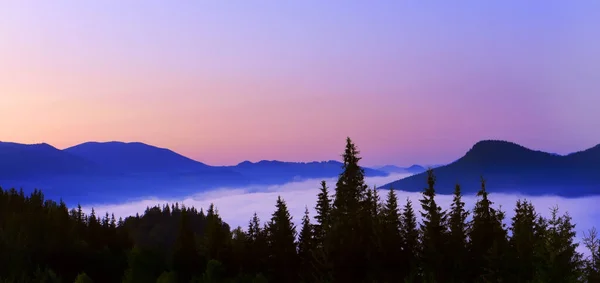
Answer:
[419,169,448,282]
[447,184,469,283]
[266,196,299,283]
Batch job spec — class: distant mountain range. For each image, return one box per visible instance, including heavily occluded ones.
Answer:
[4,139,597,202]
[381,140,600,197]
[0,141,391,204]
[376,164,427,175]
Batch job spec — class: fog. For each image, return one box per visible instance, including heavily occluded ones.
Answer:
[82,173,600,257]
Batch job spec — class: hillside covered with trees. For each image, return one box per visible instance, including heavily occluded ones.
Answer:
[1,138,599,283]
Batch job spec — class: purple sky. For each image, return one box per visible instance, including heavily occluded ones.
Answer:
[1,1,600,166]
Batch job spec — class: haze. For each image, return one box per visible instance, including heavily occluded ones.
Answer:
[83,173,600,255]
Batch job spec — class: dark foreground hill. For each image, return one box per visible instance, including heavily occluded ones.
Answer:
[0,141,388,204]
[381,140,600,197]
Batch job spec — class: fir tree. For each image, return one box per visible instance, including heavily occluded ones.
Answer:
[246,213,268,277]
[361,186,383,281]
[419,169,448,282]
[400,197,420,282]
[312,180,332,281]
[328,137,369,283]
[313,180,331,249]
[297,207,317,283]
[468,178,509,282]
[509,199,545,282]
[543,206,583,283]
[203,203,229,263]
[266,196,299,283]
[583,227,600,282]
[447,184,469,283]
[380,188,403,282]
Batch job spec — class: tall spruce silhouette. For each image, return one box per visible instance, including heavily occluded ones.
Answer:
[509,199,544,282]
[297,207,317,283]
[329,137,369,283]
[313,180,333,281]
[401,197,420,282]
[419,169,449,282]
[381,188,403,282]
[468,178,509,282]
[266,196,299,283]
[448,184,469,283]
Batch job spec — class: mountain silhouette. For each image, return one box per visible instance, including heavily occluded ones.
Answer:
[0,141,389,204]
[377,164,426,174]
[226,160,387,184]
[0,142,102,179]
[65,141,222,175]
[381,140,600,197]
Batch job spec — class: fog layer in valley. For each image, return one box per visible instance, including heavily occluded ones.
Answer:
[83,173,600,256]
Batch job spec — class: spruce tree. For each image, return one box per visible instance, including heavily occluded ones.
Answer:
[361,186,383,281]
[447,184,469,283]
[509,199,546,282]
[486,205,510,282]
[468,178,509,282]
[328,137,369,283]
[246,213,268,277]
[419,169,448,282]
[313,180,332,249]
[203,204,229,263]
[266,196,299,283]
[297,207,317,283]
[381,188,403,282]
[400,197,420,282]
[583,228,600,282]
[543,206,583,283]
[312,180,332,281]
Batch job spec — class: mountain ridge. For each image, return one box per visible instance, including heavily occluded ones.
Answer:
[380,140,600,197]
[0,140,389,204]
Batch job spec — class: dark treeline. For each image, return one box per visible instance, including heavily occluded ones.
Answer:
[1,138,600,283]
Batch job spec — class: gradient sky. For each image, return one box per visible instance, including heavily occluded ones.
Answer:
[2,1,600,166]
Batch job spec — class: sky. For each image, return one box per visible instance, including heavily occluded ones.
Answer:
[84,173,600,257]
[2,1,600,166]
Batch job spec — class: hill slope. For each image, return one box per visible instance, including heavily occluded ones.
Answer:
[0,142,102,179]
[64,141,214,174]
[381,140,600,197]
[0,141,389,204]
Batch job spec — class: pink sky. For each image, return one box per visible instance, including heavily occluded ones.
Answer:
[1,1,600,166]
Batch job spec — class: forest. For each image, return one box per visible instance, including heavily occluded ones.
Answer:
[0,138,599,283]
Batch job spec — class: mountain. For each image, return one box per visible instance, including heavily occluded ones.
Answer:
[381,140,600,197]
[377,164,427,174]
[227,160,388,184]
[64,141,228,175]
[0,141,389,204]
[0,142,102,179]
